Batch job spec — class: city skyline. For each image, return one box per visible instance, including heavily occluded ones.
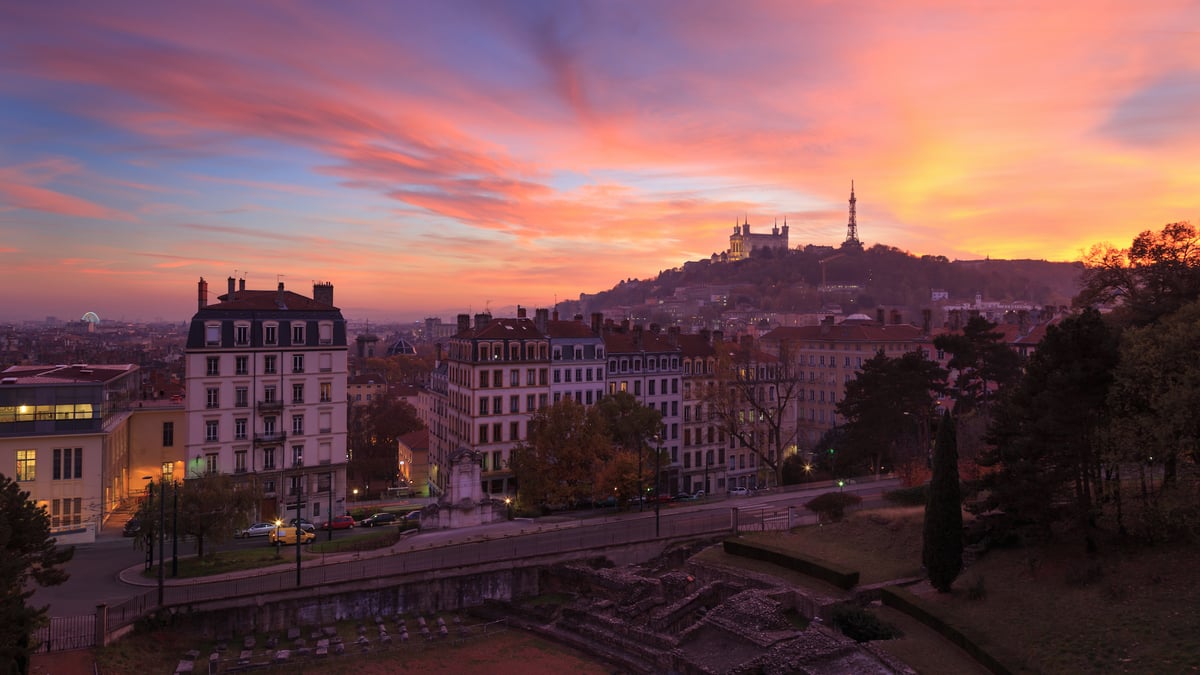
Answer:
[2,1,1197,323]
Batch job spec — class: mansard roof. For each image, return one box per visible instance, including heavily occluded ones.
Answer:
[455,317,546,341]
[202,290,336,313]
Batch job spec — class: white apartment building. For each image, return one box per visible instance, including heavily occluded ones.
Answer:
[184,277,348,523]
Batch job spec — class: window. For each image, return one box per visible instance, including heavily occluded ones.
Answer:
[263,447,276,470]
[480,371,490,388]
[235,355,249,375]
[492,451,502,472]
[263,479,275,494]
[479,425,488,443]
[162,422,175,447]
[205,453,218,475]
[264,355,276,374]
[289,475,301,496]
[235,324,250,345]
[319,353,332,372]
[292,414,304,435]
[318,322,332,344]
[16,449,35,481]
[235,450,247,473]
[52,448,82,480]
[265,324,278,345]
[510,369,519,386]
[206,356,220,376]
[492,396,502,414]
[205,420,219,442]
[526,394,535,412]
[510,421,519,441]
[205,323,220,345]
[292,383,304,403]
[234,418,247,440]
[478,398,488,415]
[292,323,305,344]
[235,387,248,408]
[292,445,304,467]
[292,354,305,373]
[509,395,519,413]
[319,382,331,403]
[206,387,220,409]
[264,385,277,403]
[648,379,656,396]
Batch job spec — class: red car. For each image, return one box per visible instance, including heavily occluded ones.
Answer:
[322,515,355,530]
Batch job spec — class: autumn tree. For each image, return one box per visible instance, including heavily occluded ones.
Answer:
[594,391,663,499]
[1076,221,1200,327]
[704,340,804,487]
[177,474,258,558]
[836,350,947,477]
[0,474,73,674]
[981,309,1118,533]
[923,411,963,593]
[508,398,613,510]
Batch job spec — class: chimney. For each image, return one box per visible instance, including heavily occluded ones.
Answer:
[457,314,470,333]
[699,328,711,345]
[713,329,724,345]
[239,278,246,292]
[276,281,285,308]
[632,324,643,347]
[474,313,491,330]
[739,334,753,350]
[922,309,932,335]
[876,308,885,324]
[516,305,527,319]
[227,276,236,301]
[197,277,208,311]
[890,309,902,325]
[534,308,549,333]
[591,313,603,335]
[313,281,334,306]
[667,326,680,345]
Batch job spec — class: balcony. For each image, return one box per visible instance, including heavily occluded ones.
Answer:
[253,431,286,446]
[257,400,283,413]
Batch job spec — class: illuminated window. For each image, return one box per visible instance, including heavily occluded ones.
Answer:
[319,382,331,403]
[15,449,35,481]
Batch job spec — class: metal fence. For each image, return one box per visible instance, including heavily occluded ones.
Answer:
[32,614,95,653]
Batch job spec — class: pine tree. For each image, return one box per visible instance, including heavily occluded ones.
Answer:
[923,411,963,592]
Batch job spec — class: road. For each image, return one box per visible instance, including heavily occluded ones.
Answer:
[33,477,898,617]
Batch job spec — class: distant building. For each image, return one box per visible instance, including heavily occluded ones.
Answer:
[727,217,789,261]
[184,276,349,523]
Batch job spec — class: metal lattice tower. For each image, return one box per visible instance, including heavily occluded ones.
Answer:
[846,180,860,245]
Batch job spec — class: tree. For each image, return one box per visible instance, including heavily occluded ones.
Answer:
[0,474,73,674]
[1110,298,1200,490]
[923,411,963,593]
[348,394,425,492]
[509,399,613,510]
[837,350,947,476]
[933,315,1022,415]
[1077,221,1200,327]
[593,391,663,500]
[981,309,1119,532]
[704,340,804,487]
[177,474,258,558]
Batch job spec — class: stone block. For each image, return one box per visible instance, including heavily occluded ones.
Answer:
[322,626,337,637]
[242,636,255,649]
[174,660,194,674]
[273,649,291,663]
[286,628,300,640]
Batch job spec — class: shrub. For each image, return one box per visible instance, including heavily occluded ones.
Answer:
[884,485,928,506]
[828,603,901,642]
[804,491,863,522]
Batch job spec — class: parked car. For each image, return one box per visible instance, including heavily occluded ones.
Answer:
[359,512,398,527]
[691,490,706,499]
[402,510,422,521]
[672,493,695,502]
[269,526,315,545]
[322,515,355,530]
[237,522,277,538]
[122,518,141,537]
[729,487,750,496]
[288,518,316,533]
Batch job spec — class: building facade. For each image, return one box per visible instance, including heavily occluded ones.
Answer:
[727,218,789,261]
[0,363,140,543]
[184,277,349,523]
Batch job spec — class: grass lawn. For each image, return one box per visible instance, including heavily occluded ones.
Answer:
[729,506,1200,675]
[142,545,316,579]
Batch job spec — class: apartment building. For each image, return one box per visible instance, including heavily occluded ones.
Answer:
[547,312,607,408]
[760,313,927,450]
[677,331,725,494]
[0,363,140,543]
[184,277,348,523]
[441,310,550,497]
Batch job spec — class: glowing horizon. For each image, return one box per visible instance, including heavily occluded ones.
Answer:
[2,1,1198,323]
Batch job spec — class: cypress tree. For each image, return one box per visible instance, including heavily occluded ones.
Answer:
[923,410,963,592]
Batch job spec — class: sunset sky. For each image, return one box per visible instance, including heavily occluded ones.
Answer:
[2,1,1198,323]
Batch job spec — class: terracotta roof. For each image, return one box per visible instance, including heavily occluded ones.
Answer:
[761,322,925,343]
[675,333,716,358]
[398,428,429,450]
[456,317,545,340]
[545,319,598,339]
[602,329,681,354]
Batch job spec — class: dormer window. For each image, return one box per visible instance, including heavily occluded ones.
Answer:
[205,323,221,346]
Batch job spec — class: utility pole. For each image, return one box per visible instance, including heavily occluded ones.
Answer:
[295,477,303,587]
[653,434,662,538]
[157,476,165,606]
[171,480,179,577]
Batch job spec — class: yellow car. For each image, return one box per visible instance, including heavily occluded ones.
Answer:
[269,526,315,545]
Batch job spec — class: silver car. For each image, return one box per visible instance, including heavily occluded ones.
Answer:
[237,522,277,538]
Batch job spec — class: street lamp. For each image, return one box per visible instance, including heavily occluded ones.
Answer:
[171,480,179,577]
[141,477,153,573]
[653,433,663,538]
[142,474,164,606]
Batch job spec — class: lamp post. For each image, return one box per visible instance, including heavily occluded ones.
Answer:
[171,479,179,577]
[295,477,303,588]
[141,477,153,572]
[637,434,644,512]
[156,476,165,606]
[327,473,334,542]
[653,434,662,538]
